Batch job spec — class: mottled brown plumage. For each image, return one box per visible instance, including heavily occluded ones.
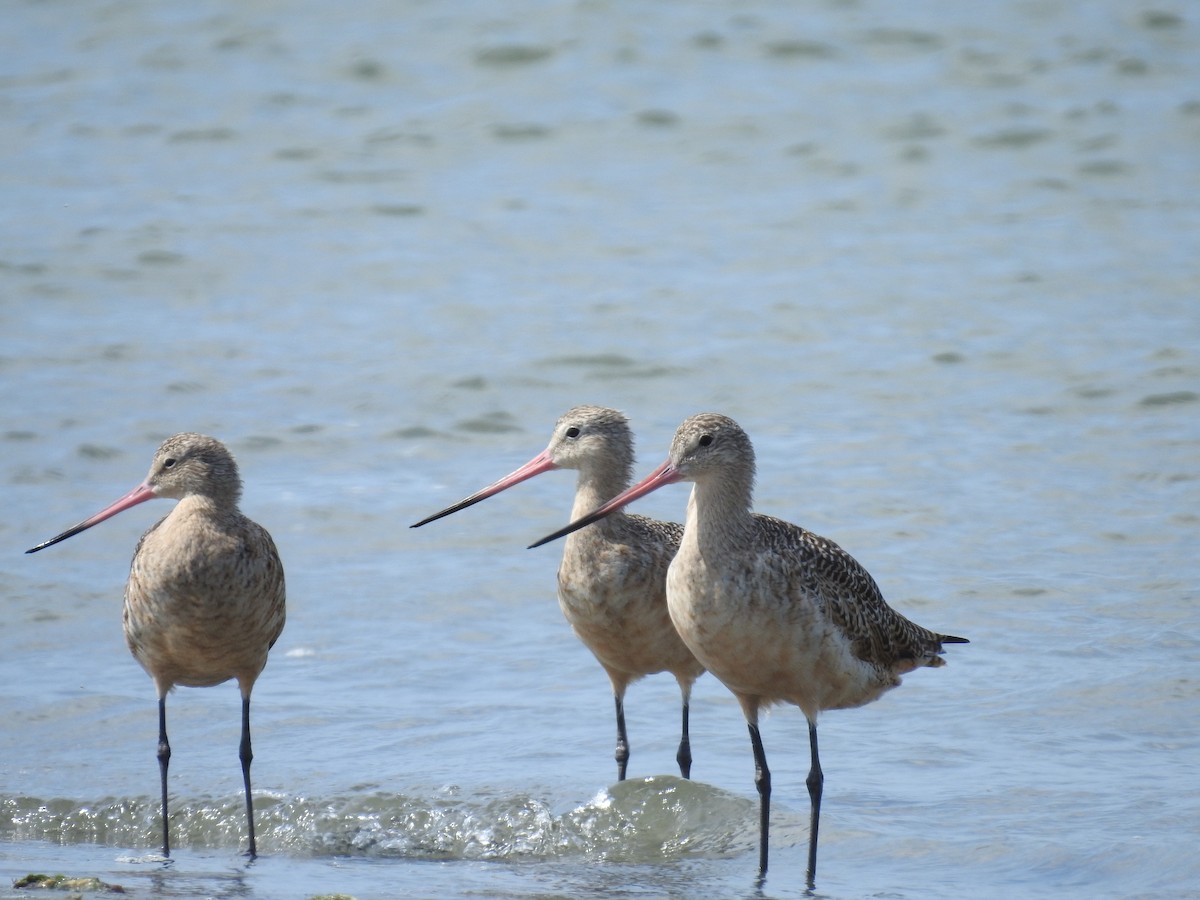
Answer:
[531,413,967,886]
[413,406,705,780]
[27,433,286,858]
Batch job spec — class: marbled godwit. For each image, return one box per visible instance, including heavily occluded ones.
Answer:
[26,433,286,859]
[412,406,705,781]
[531,413,967,885]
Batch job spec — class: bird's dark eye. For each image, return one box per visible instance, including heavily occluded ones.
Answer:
[698,434,713,447]
[163,458,177,468]
[565,426,581,439]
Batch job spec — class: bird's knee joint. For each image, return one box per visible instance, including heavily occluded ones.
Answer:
[755,768,771,796]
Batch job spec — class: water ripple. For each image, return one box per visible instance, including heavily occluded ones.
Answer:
[1,778,758,863]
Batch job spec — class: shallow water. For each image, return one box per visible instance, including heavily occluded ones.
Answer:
[2,1,1199,898]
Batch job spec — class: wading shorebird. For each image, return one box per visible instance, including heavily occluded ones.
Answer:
[530,413,967,886]
[26,433,286,858]
[412,406,705,781]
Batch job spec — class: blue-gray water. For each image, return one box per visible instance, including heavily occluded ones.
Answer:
[2,1,1198,898]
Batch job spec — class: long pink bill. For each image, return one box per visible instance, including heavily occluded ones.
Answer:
[411,450,559,528]
[528,458,682,549]
[26,482,158,554]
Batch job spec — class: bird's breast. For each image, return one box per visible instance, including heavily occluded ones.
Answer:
[555,540,695,679]
[122,510,285,691]
[665,547,893,714]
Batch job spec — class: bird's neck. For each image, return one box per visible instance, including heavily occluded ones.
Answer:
[570,466,630,523]
[170,493,232,523]
[684,478,756,552]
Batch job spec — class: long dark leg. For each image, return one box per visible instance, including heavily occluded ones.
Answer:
[240,695,257,858]
[805,718,824,888]
[747,722,771,879]
[676,700,692,779]
[157,697,171,858]
[613,694,630,781]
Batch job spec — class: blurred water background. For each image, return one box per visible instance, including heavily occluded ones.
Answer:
[1,1,1197,898]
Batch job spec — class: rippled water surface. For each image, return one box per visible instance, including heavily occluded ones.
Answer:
[2,1,1198,898]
